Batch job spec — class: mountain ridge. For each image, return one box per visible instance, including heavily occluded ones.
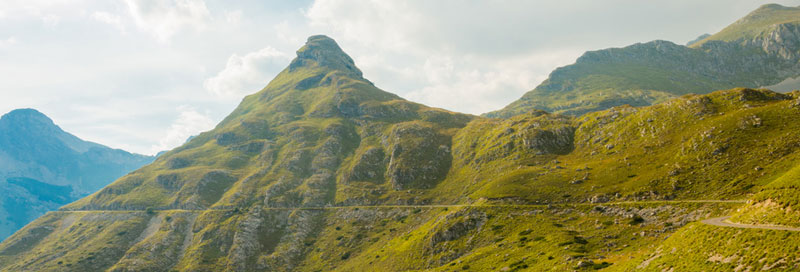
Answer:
[485,3,800,118]
[0,108,154,240]
[690,3,800,47]
[4,31,800,270]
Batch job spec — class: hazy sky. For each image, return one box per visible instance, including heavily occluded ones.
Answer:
[1,0,799,155]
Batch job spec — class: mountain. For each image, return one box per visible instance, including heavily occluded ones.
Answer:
[0,109,154,240]
[4,32,800,270]
[486,4,800,118]
[686,33,711,46]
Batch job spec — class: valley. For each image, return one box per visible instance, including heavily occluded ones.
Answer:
[2,3,800,271]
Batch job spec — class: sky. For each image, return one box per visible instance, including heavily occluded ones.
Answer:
[1,0,799,155]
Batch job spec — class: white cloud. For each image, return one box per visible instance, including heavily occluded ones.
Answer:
[0,37,18,47]
[204,46,292,98]
[124,0,211,42]
[274,20,304,45]
[403,49,582,114]
[151,106,214,154]
[41,14,60,27]
[306,1,424,53]
[92,11,125,32]
[224,9,242,24]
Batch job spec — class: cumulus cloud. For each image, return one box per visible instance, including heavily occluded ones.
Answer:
[204,46,292,98]
[151,106,214,154]
[124,0,210,42]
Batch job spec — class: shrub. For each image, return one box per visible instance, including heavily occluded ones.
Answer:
[593,262,612,269]
[630,215,645,225]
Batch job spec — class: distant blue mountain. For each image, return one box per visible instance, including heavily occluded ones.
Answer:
[0,109,154,240]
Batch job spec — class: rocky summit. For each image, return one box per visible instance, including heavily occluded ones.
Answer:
[4,4,800,272]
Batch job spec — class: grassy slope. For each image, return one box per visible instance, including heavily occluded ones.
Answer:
[299,203,737,271]
[614,222,800,271]
[727,124,800,227]
[434,89,800,206]
[4,87,800,271]
[691,4,800,46]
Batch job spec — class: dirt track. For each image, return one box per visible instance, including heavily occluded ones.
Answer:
[702,216,800,231]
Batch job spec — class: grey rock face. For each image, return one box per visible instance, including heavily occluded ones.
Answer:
[384,123,453,190]
[428,209,488,265]
[751,23,800,60]
[289,35,365,80]
[521,126,576,154]
[345,147,386,183]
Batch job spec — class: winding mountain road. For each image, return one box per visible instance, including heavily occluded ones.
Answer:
[702,216,800,231]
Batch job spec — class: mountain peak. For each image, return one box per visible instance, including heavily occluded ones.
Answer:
[288,35,363,78]
[754,3,792,12]
[305,35,340,48]
[739,3,797,23]
[689,3,800,47]
[0,108,55,128]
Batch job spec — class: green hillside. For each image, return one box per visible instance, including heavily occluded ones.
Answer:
[486,4,800,118]
[691,4,800,46]
[4,31,800,271]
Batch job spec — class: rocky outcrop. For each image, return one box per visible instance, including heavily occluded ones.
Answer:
[429,210,487,247]
[289,35,366,81]
[155,173,181,190]
[749,23,800,60]
[384,123,452,190]
[344,147,386,183]
[428,209,488,265]
[520,125,576,155]
[166,157,191,169]
[109,213,197,272]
